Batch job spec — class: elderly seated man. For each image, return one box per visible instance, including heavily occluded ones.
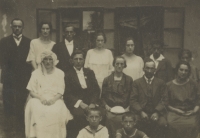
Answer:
[101,56,133,138]
[130,58,167,138]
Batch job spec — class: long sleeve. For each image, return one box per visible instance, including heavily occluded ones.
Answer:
[63,74,80,108]
[89,70,100,104]
[101,77,108,106]
[139,57,144,78]
[26,40,35,62]
[26,72,38,93]
[84,50,90,68]
[155,82,167,112]
[130,81,143,112]
[108,50,114,75]
[56,71,65,95]
[166,59,174,82]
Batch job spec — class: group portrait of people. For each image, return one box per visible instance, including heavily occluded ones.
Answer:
[0,17,200,138]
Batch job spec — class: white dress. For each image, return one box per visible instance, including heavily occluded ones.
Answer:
[122,54,144,81]
[26,38,55,67]
[84,49,113,90]
[25,68,73,138]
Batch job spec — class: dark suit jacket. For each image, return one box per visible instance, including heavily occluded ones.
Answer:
[64,67,100,111]
[52,40,79,73]
[154,58,174,83]
[0,35,32,89]
[130,77,166,114]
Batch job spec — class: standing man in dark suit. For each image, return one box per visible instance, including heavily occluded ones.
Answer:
[64,50,100,138]
[149,40,173,83]
[0,18,32,122]
[52,25,80,73]
[130,58,167,138]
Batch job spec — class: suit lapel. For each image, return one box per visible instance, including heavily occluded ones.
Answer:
[156,60,164,73]
[140,77,149,96]
[83,68,89,87]
[9,35,18,48]
[71,68,82,88]
[151,78,157,97]
[61,42,70,59]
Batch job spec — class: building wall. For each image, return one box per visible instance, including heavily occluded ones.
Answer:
[0,0,200,68]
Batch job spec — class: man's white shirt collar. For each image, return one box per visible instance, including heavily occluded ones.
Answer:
[13,34,22,46]
[150,54,165,62]
[74,67,83,73]
[144,75,154,84]
[150,54,165,68]
[65,39,73,45]
[73,67,87,89]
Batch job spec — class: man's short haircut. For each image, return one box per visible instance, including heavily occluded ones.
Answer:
[95,31,107,43]
[112,56,127,68]
[38,21,52,33]
[85,107,102,117]
[10,18,24,26]
[122,112,136,121]
[150,39,163,48]
[175,61,191,77]
[71,49,85,59]
[178,49,192,60]
[125,37,135,46]
[63,24,75,32]
[143,57,155,68]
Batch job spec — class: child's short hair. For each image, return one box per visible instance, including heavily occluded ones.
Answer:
[122,112,137,121]
[85,107,102,117]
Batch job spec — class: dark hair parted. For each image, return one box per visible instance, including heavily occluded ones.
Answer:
[143,57,156,68]
[178,49,192,60]
[175,61,191,77]
[11,18,24,26]
[85,107,102,117]
[95,31,107,43]
[112,56,127,68]
[125,37,135,46]
[71,49,85,59]
[122,112,137,121]
[38,22,52,33]
[150,39,163,48]
[63,24,75,32]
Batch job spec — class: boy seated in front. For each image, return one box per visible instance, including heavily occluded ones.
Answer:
[77,107,109,138]
[116,112,149,138]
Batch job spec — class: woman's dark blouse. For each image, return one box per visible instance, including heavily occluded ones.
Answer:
[101,73,133,108]
[166,79,200,111]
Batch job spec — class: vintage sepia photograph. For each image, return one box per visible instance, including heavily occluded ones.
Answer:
[0,0,200,138]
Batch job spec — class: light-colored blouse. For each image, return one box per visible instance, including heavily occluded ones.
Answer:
[122,54,144,81]
[26,38,55,65]
[84,49,113,89]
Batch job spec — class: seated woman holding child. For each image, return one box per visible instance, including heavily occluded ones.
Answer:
[25,50,73,138]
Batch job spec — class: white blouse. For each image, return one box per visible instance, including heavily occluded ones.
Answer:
[122,54,144,81]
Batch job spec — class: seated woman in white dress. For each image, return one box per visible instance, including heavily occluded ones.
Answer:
[25,50,73,138]
[121,37,144,81]
[26,22,55,70]
[84,32,113,90]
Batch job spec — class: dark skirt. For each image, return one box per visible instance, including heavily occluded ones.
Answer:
[167,111,199,138]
